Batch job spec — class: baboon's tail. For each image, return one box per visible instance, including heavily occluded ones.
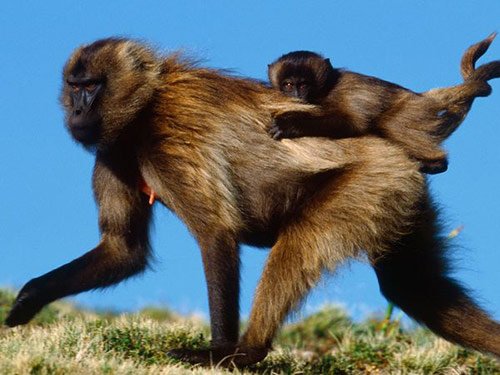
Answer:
[461,32,500,83]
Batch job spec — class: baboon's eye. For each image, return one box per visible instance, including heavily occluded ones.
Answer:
[298,82,309,90]
[85,83,97,92]
[69,83,80,92]
[282,80,294,92]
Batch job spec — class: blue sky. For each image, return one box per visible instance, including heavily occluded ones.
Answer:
[1,1,499,323]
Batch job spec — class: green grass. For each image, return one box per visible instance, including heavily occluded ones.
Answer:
[0,289,498,374]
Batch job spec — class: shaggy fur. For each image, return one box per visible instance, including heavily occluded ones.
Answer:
[268,33,500,174]
[5,38,499,366]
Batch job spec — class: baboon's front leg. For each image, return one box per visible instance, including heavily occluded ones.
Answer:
[5,158,152,326]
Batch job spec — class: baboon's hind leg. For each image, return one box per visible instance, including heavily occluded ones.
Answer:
[239,141,425,365]
[371,193,500,357]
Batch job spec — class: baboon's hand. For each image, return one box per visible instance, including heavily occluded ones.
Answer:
[269,117,304,140]
[269,119,286,140]
[167,345,269,367]
[4,279,47,327]
[420,158,449,175]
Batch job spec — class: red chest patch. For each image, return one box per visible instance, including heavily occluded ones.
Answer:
[139,177,156,205]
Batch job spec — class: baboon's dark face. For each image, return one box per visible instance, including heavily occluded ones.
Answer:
[268,51,336,104]
[61,39,114,147]
[65,70,104,145]
[279,75,314,102]
[60,38,160,149]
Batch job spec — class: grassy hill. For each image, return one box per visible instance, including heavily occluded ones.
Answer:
[0,289,498,374]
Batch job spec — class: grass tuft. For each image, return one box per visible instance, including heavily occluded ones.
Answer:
[0,292,498,374]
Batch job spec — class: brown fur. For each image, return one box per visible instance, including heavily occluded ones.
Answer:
[5,38,500,366]
[268,33,500,174]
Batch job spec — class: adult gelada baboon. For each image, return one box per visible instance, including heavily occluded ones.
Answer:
[5,38,500,366]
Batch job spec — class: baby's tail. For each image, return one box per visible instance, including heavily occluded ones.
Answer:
[423,33,499,143]
[461,32,500,94]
